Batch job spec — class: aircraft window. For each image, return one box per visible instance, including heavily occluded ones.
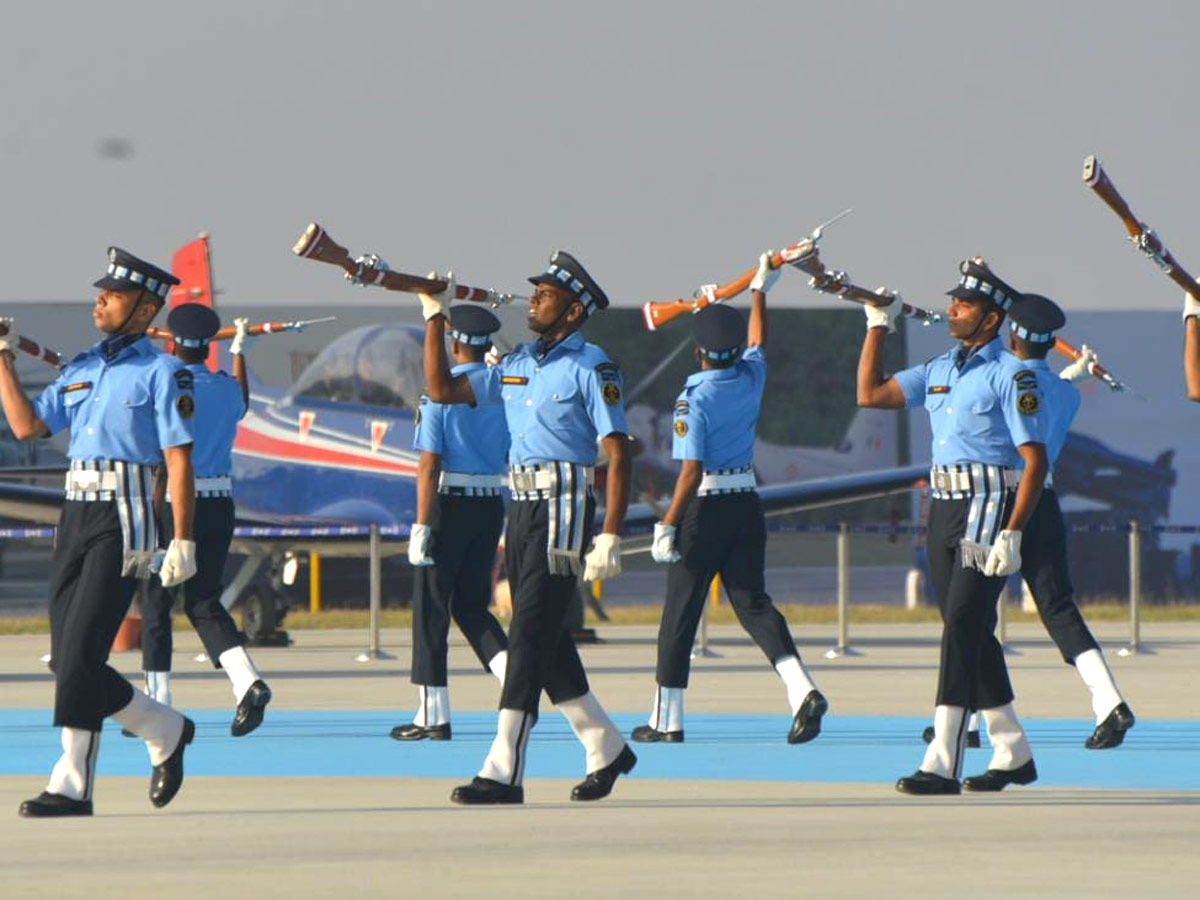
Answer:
[288,324,425,410]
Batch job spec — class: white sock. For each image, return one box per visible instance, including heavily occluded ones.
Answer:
[920,705,968,779]
[218,646,263,702]
[488,650,508,683]
[111,690,185,766]
[145,671,172,706]
[479,708,535,786]
[46,728,100,801]
[558,692,625,773]
[981,703,1033,770]
[413,686,450,727]
[647,686,684,733]
[1073,648,1124,723]
[967,711,981,732]
[774,654,818,715]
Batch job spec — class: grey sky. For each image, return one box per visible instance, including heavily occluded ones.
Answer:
[2,0,1197,309]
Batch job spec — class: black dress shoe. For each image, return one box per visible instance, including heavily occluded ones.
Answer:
[895,770,961,795]
[787,690,828,744]
[1085,703,1135,749]
[18,791,93,818]
[231,680,272,737]
[390,723,451,741]
[963,759,1038,792]
[450,777,524,805]
[631,725,682,744]
[571,745,637,802]
[922,725,982,748]
[150,717,195,809]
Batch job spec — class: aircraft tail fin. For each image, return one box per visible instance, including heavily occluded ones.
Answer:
[835,407,898,465]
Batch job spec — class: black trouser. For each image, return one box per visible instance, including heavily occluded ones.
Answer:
[142,497,243,672]
[498,496,595,713]
[411,493,508,685]
[656,491,798,688]
[47,501,137,730]
[1019,489,1099,664]
[926,497,1014,710]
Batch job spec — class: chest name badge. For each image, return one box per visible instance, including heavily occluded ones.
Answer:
[500,376,528,385]
[928,385,950,394]
[60,381,93,394]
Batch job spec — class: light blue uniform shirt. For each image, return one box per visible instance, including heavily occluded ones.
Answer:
[1017,357,1080,470]
[33,336,194,463]
[672,345,766,468]
[467,331,628,466]
[415,362,510,473]
[892,337,1044,467]
[187,364,247,477]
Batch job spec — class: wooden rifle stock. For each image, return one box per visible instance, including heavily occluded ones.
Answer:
[292,223,521,306]
[1053,336,1127,392]
[148,317,338,343]
[0,320,62,368]
[1082,156,1200,298]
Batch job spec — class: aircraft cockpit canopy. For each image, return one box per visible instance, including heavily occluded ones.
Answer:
[286,323,425,411]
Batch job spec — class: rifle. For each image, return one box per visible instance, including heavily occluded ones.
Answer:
[0,318,63,368]
[1082,155,1200,297]
[1052,335,1128,393]
[641,210,853,331]
[292,222,523,307]
[147,317,337,342]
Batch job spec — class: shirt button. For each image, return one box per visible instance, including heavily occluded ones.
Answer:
[526,400,532,406]
[946,408,953,414]
[939,440,947,445]
[87,428,95,435]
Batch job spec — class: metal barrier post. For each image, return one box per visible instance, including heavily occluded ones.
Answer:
[1118,520,1148,656]
[309,552,323,613]
[692,575,720,659]
[826,523,859,658]
[356,523,395,661]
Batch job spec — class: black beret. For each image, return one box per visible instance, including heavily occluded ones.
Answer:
[946,257,1020,312]
[528,250,609,315]
[1007,293,1066,344]
[166,303,220,347]
[692,303,746,360]
[448,304,502,346]
[93,246,180,301]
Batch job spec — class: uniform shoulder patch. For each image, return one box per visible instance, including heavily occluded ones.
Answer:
[1013,368,1038,390]
[674,418,688,437]
[177,394,195,418]
[1017,391,1039,415]
[602,381,622,405]
[173,369,194,392]
[595,362,621,381]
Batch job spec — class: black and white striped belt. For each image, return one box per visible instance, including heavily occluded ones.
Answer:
[166,475,233,502]
[439,471,507,497]
[928,464,1019,500]
[509,463,594,501]
[698,465,756,496]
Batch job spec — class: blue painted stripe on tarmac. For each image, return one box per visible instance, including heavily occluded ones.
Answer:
[1,710,1195,790]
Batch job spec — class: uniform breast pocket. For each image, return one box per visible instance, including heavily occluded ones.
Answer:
[114,386,152,427]
[964,396,997,435]
[538,385,581,429]
[924,393,947,414]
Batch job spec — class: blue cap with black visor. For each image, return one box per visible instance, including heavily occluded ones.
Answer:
[692,302,746,362]
[166,302,220,349]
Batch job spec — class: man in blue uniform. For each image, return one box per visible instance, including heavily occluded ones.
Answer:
[858,258,1049,795]
[1006,295,1134,747]
[919,297,1135,750]
[421,253,636,805]
[391,304,510,741]
[0,248,199,816]
[138,304,272,737]
[634,253,828,744]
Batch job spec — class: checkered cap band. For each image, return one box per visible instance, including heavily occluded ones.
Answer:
[1010,321,1054,344]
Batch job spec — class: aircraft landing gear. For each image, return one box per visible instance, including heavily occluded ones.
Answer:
[240,587,291,647]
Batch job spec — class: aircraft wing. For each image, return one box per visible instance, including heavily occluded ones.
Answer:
[620,464,929,533]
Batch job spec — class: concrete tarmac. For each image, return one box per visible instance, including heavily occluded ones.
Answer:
[0,622,1197,898]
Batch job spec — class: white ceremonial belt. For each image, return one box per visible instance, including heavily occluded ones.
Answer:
[439,471,507,496]
[697,469,757,496]
[65,470,120,493]
[509,464,594,496]
[928,464,1019,499]
[166,475,233,502]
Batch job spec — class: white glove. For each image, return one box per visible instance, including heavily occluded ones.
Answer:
[1184,288,1200,322]
[418,270,456,322]
[651,523,681,564]
[159,539,197,588]
[0,316,17,357]
[983,529,1022,577]
[1059,344,1097,383]
[583,533,622,582]
[408,523,434,566]
[749,251,781,294]
[229,317,256,356]
[864,287,897,333]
